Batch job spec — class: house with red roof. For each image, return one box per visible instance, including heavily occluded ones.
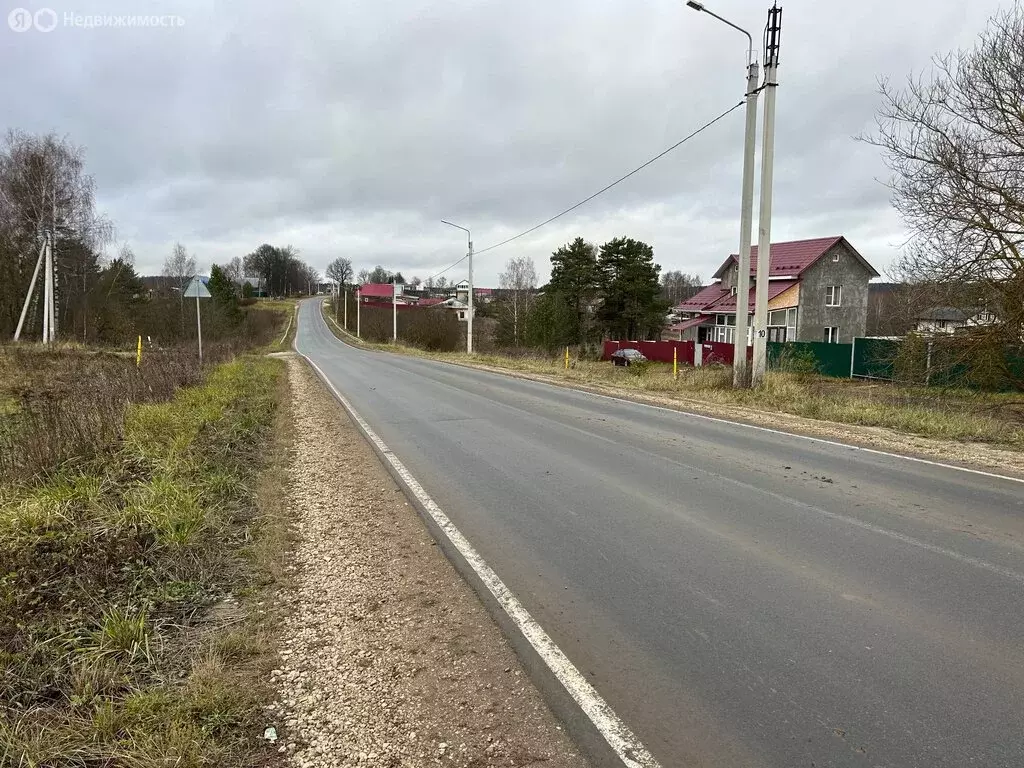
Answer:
[668,236,879,345]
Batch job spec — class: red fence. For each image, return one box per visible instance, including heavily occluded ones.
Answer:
[602,340,752,366]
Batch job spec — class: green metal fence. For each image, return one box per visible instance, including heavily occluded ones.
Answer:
[851,337,899,380]
[767,337,1023,387]
[767,341,853,378]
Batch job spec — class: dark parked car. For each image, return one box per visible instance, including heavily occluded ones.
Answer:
[610,348,647,366]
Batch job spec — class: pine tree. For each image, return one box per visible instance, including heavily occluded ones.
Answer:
[547,237,599,344]
[597,237,667,340]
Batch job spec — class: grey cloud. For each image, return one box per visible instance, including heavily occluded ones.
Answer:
[0,0,1006,285]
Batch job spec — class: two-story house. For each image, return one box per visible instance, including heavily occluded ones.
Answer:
[668,236,879,344]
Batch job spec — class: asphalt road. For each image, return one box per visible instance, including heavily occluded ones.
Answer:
[296,299,1024,768]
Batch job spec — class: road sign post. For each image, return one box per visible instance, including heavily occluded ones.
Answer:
[183,277,212,363]
[393,283,403,342]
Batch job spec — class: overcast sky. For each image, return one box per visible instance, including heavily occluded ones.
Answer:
[1,0,1005,286]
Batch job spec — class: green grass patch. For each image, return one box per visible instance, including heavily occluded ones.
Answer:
[0,355,287,767]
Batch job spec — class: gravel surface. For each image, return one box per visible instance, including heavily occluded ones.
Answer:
[269,355,589,768]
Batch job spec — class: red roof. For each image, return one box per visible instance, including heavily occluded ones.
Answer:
[669,314,714,332]
[677,285,730,311]
[418,297,446,306]
[712,236,878,279]
[359,283,395,298]
[709,280,799,313]
[674,279,799,314]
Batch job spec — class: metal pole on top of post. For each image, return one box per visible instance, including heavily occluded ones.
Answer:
[183,276,211,363]
[441,220,473,354]
[751,3,782,387]
[685,0,759,389]
[196,292,203,363]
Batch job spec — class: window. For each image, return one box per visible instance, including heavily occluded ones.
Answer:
[824,326,839,344]
[825,285,842,307]
[832,253,840,263]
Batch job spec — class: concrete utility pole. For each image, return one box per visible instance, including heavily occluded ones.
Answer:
[441,220,473,353]
[752,3,782,387]
[42,234,51,343]
[13,238,46,342]
[356,288,361,338]
[685,1,758,388]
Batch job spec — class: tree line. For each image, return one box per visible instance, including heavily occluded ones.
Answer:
[325,236,699,351]
[0,129,320,346]
[510,236,671,349]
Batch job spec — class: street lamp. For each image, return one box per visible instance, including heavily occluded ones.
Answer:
[685,0,758,387]
[441,219,474,354]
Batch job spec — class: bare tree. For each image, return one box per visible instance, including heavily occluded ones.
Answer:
[0,130,113,339]
[223,255,243,290]
[326,256,353,287]
[660,270,703,306]
[864,3,1024,386]
[357,268,370,285]
[497,256,538,346]
[163,242,196,294]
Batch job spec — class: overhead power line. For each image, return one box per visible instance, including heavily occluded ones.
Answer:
[425,99,744,282]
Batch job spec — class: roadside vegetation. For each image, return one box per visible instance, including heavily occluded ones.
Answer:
[320,300,1024,449]
[0,345,290,767]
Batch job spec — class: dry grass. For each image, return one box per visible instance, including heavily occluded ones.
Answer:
[317,306,1024,449]
[0,355,289,767]
[438,353,1024,448]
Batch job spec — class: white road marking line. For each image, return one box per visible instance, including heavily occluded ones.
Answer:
[572,389,1024,486]
[295,344,661,768]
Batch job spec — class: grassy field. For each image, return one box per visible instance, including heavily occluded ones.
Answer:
[318,302,1024,449]
[1,348,289,767]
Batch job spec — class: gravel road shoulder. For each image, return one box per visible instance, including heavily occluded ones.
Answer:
[269,354,588,767]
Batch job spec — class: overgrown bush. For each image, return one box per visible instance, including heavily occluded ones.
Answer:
[773,346,820,377]
[626,360,651,377]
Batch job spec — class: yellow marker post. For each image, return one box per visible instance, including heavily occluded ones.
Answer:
[673,346,678,381]
[565,346,570,370]
[136,335,142,368]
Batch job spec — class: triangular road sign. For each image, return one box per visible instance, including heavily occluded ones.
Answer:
[183,277,211,298]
